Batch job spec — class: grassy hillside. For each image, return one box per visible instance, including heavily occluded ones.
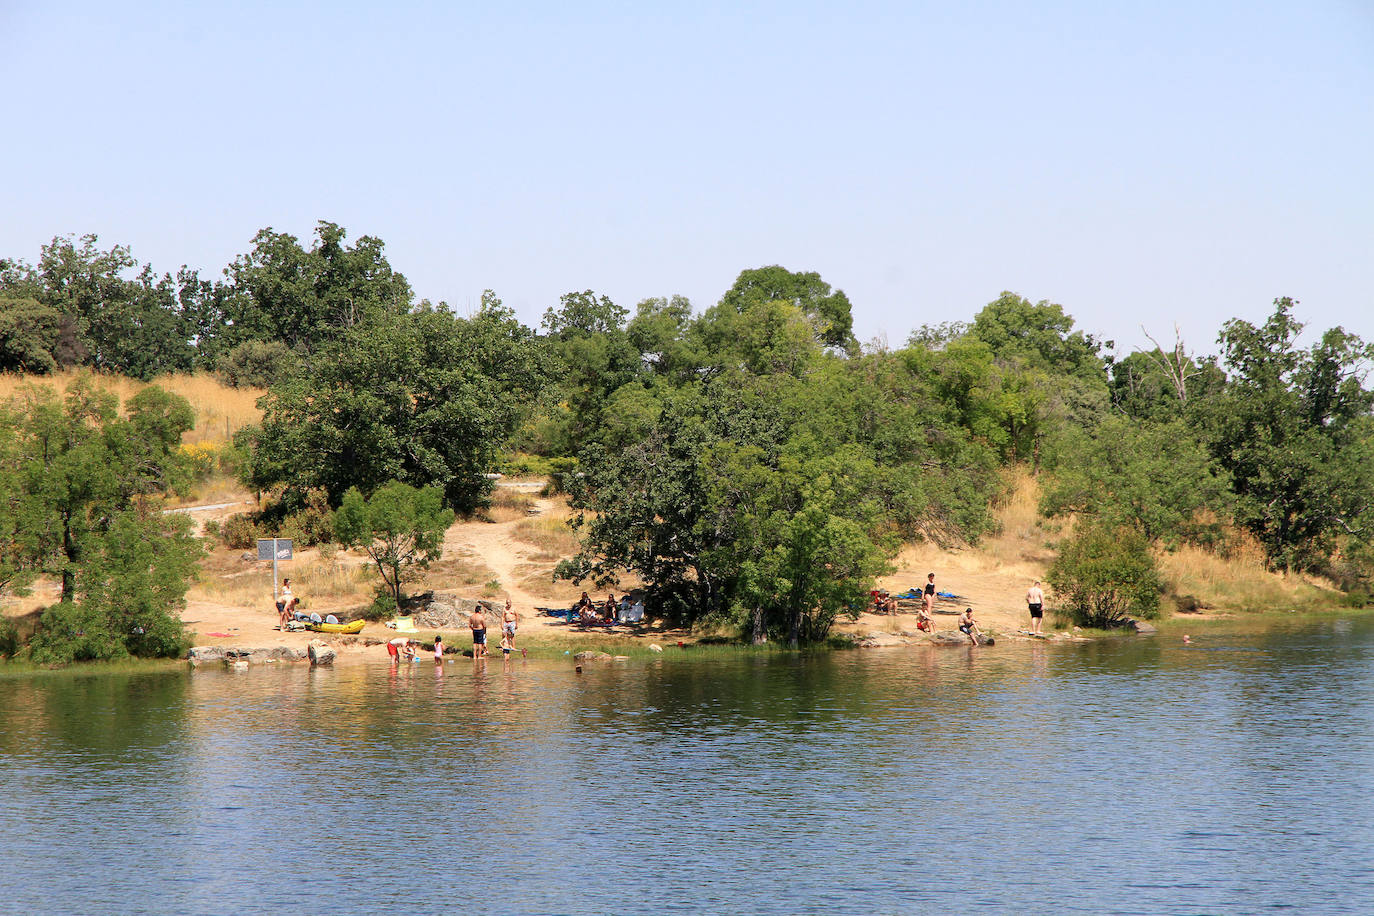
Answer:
[0,370,264,445]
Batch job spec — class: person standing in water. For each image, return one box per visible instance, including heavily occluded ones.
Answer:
[1026,580,1045,635]
[501,599,518,656]
[433,634,444,663]
[470,607,488,659]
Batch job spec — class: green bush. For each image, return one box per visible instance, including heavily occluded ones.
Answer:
[220,513,266,550]
[1048,525,1162,629]
[216,339,294,389]
[28,602,127,664]
[499,452,555,477]
[360,592,398,621]
[280,489,335,547]
[544,456,579,495]
[0,618,18,658]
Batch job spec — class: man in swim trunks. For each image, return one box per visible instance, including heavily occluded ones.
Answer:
[501,599,518,655]
[1026,580,1045,634]
[923,573,937,617]
[470,607,488,659]
[958,607,982,645]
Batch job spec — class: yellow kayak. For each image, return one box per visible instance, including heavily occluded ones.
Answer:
[306,619,366,635]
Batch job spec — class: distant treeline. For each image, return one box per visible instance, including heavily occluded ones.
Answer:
[2,222,1372,649]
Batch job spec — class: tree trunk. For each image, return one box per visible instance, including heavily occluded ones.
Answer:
[751,606,766,644]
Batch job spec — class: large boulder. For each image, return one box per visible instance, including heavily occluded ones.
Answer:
[187,646,226,664]
[412,593,503,630]
[574,651,613,662]
[308,641,337,666]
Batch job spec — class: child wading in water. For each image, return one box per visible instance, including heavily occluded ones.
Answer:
[433,634,444,663]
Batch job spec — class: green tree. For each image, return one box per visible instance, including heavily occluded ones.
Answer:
[224,221,413,355]
[0,298,72,373]
[245,301,543,512]
[14,379,194,601]
[968,291,1108,382]
[1040,417,1231,545]
[1047,525,1161,629]
[537,290,642,453]
[1202,299,1374,571]
[558,356,999,642]
[716,265,858,354]
[27,509,202,663]
[334,481,454,609]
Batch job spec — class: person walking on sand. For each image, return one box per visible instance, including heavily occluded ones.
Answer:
[923,573,937,618]
[501,599,518,656]
[958,607,982,645]
[1026,580,1045,635]
[470,607,488,659]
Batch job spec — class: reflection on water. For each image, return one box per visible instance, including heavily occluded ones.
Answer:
[3,618,1373,915]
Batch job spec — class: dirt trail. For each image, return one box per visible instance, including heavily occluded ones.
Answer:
[441,492,573,633]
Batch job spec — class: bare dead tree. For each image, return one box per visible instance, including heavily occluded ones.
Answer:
[1140,323,1202,404]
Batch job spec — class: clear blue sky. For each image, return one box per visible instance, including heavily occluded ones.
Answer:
[3,0,1371,357]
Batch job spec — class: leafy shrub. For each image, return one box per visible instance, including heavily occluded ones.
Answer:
[544,456,579,495]
[1048,525,1162,629]
[216,339,294,389]
[281,488,335,547]
[499,452,555,477]
[28,601,127,664]
[0,618,18,658]
[360,592,398,621]
[220,513,266,550]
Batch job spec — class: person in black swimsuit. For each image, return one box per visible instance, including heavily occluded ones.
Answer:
[923,573,937,617]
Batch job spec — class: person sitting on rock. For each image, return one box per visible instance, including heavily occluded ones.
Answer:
[958,607,982,645]
[915,604,934,633]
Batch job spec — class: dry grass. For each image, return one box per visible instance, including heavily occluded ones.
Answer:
[482,488,537,523]
[1158,535,1337,613]
[415,554,497,591]
[190,552,376,610]
[513,514,580,559]
[0,370,263,445]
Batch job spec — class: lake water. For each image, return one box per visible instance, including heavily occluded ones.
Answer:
[2,617,1372,915]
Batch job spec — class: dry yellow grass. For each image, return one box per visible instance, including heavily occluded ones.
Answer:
[482,487,537,523]
[0,370,263,444]
[513,514,581,560]
[190,553,376,610]
[1158,535,1337,613]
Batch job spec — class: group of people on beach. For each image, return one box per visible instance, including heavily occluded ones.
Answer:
[872,573,1048,645]
[572,591,644,625]
[388,599,522,664]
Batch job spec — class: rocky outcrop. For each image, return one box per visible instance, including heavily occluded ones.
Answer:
[308,641,337,666]
[187,646,306,665]
[574,651,613,662]
[411,593,504,630]
[1129,619,1159,636]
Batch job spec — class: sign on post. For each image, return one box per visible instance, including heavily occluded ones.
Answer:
[257,538,293,561]
[257,538,294,603]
